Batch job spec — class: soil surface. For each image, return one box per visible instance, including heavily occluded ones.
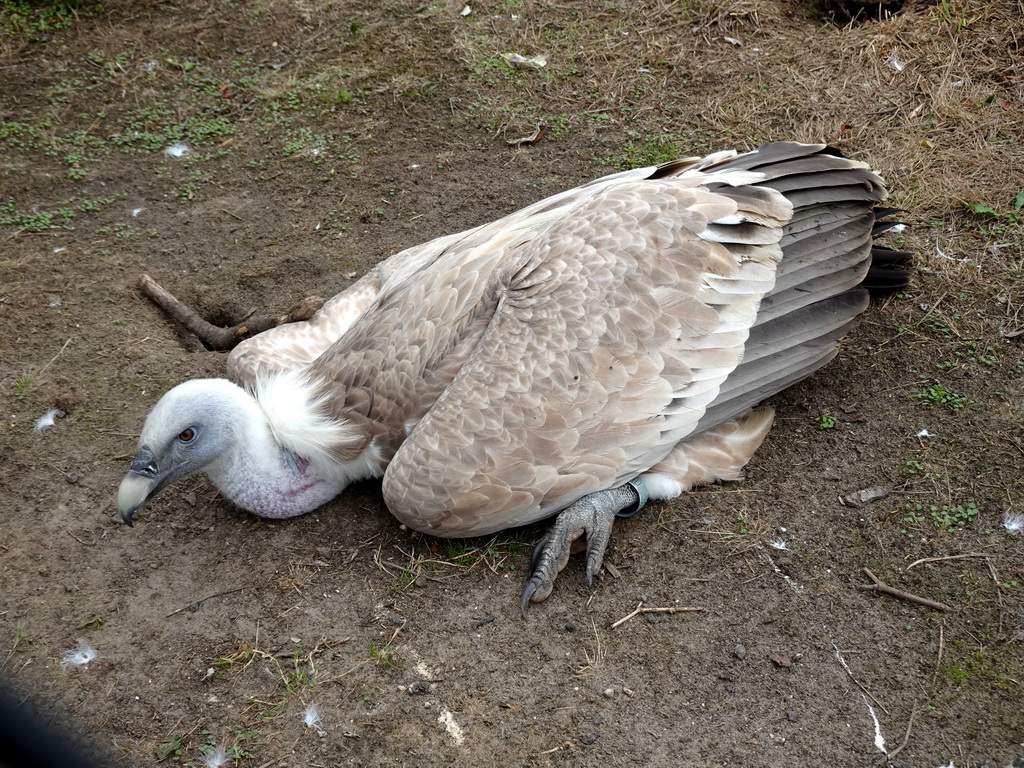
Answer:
[1,1,1022,766]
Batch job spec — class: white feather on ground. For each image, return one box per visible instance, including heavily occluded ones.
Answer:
[60,639,98,669]
[33,408,65,433]
[199,745,227,768]
[302,701,324,735]
[1003,511,1024,534]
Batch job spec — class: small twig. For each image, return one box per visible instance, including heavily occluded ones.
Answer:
[875,701,918,765]
[610,602,705,630]
[66,530,93,547]
[38,337,72,376]
[906,553,989,570]
[931,622,945,690]
[859,568,951,612]
[139,274,324,351]
[986,558,1005,635]
[985,558,1001,586]
[166,586,247,617]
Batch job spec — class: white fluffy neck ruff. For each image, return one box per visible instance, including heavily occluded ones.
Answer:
[251,369,378,483]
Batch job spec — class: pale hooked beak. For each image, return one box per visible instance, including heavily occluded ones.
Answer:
[117,447,171,525]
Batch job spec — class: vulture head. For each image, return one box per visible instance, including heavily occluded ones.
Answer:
[118,371,373,525]
[117,379,253,524]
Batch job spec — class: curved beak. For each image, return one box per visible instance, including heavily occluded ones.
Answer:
[117,447,172,525]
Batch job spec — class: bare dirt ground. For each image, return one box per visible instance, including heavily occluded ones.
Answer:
[1,0,1022,765]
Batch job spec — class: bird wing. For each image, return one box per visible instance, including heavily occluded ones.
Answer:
[225,222,507,386]
[381,175,795,536]
[227,272,383,386]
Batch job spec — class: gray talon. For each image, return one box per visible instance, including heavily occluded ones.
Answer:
[520,481,643,613]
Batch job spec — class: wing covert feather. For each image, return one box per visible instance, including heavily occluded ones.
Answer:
[383,182,790,535]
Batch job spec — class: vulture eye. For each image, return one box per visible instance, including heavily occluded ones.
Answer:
[177,428,197,443]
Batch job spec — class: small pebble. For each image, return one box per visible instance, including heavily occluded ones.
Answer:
[579,732,598,745]
[786,710,798,722]
[733,644,746,660]
[65,472,79,484]
[565,621,576,632]
[603,688,615,698]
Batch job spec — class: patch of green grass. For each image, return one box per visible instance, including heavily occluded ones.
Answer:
[187,726,257,765]
[0,195,117,231]
[323,88,354,104]
[110,107,234,153]
[176,183,199,202]
[95,221,139,238]
[209,644,256,671]
[904,460,924,475]
[937,0,972,33]
[369,640,401,671]
[924,317,953,339]
[938,340,1000,371]
[941,661,971,684]
[441,532,524,571]
[281,126,332,159]
[1,0,95,35]
[154,733,184,762]
[940,648,993,686]
[961,340,997,367]
[390,566,419,594]
[0,119,43,149]
[284,649,316,695]
[9,626,31,655]
[815,414,837,430]
[13,371,33,399]
[902,501,979,532]
[607,134,680,171]
[916,382,970,410]
[967,189,1024,239]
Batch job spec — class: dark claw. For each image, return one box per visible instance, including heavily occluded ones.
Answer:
[520,578,539,617]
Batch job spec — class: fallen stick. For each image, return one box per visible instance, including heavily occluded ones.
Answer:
[930,622,945,690]
[167,586,247,617]
[875,701,918,765]
[139,274,325,351]
[906,553,988,570]
[610,602,705,630]
[859,568,951,612]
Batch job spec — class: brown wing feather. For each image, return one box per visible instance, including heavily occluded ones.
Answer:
[381,180,792,536]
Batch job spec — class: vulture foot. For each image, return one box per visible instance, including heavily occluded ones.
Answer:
[520,480,646,616]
